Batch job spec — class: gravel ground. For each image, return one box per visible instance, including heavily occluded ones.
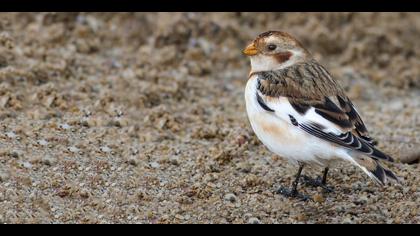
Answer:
[0,13,419,224]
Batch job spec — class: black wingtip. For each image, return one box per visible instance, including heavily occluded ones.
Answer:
[370,162,399,186]
[371,148,395,162]
[371,164,386,185]
[384,168,400,184]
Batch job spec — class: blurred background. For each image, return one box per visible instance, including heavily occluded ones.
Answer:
[0,13,419,223]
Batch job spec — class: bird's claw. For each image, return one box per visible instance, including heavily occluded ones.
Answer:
[301,175,334,193]
[276,186,311,201]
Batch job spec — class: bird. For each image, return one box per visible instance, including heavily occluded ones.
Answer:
[243,30,399,200]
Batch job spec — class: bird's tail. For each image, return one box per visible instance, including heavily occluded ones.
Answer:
[350,154,400,186]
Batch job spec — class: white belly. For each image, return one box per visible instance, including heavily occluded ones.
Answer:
[244,76,343,166]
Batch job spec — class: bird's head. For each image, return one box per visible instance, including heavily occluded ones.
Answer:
[243,31,311,73]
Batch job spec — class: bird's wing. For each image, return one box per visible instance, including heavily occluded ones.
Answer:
[254,61,393,162]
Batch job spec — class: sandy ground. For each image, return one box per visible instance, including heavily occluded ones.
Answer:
[0,13,419,224]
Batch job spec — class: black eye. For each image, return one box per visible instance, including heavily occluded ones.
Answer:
[267,44,277,51]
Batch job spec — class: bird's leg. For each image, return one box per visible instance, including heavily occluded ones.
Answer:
[276,163,310,201]
[302,167,334,193]
[291,164,304,195]
[321,167,329,186]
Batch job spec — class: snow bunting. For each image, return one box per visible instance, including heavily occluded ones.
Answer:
[243,31,399,199]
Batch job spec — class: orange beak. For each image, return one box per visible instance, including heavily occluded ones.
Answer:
[243,43,258,56]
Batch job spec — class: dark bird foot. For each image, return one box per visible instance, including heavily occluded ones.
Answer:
[301,175,334,193]
[276,186,311,201]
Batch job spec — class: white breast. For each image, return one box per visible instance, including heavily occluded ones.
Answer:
[244,75,346,166]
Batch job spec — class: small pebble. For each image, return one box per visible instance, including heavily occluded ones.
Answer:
[296,214,307,222]
[81,117,97,127]
[130,148,139,155]
[5,132,17,139]
[237,162,252,173]
[115,110,124,117]
[243,213,253,220]
[248,217,261,224]
[0,172,9,182]
[224,193,237,203]
[42,155,55,166]
[313,194,325,203]
[342,217,353,224]
[169,156,179,166]
[68,146,80,153]
[79,189,90,199]
[175,214,184,220]
[128,157,138,166]
[22,162,32,169]
[37,139,48,146]
[100,146,112,153]
[150,162,160,169]
[10,151,20,159]
[59,123,71,130]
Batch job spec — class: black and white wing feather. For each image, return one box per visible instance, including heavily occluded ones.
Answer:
[298,122,394,162]
[254,61,393,162]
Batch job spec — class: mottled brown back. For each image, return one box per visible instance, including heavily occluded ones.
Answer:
[253,59,373,143]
